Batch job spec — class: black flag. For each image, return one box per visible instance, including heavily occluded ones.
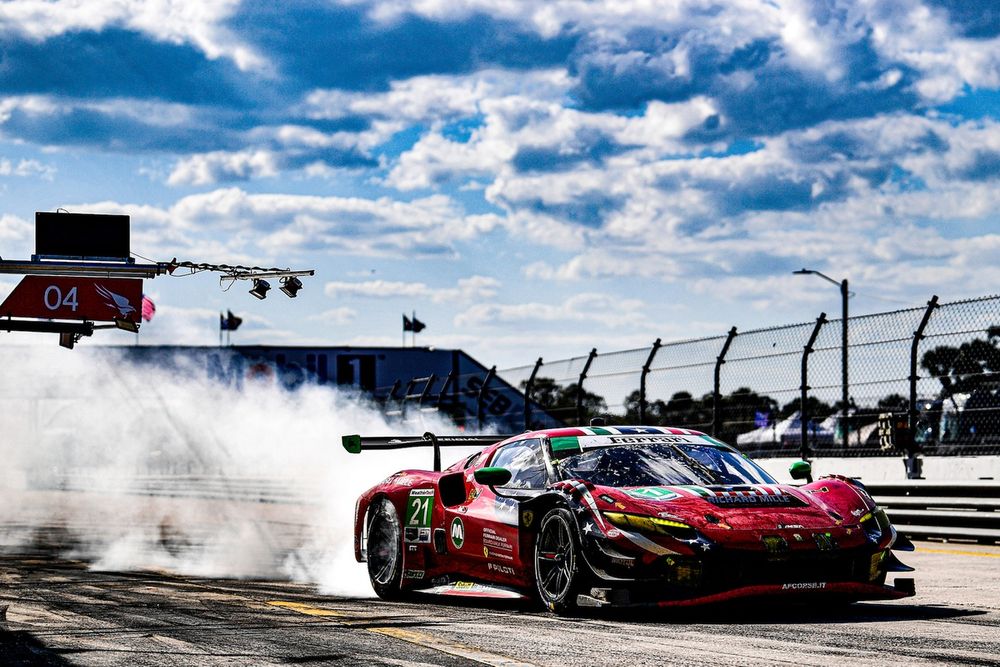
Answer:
[221,310,243,331]
[403,314,426,333]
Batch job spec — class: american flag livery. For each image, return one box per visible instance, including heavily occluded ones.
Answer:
[552,479,607,529]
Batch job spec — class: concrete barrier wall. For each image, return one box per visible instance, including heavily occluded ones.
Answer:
[758,456,1000,484]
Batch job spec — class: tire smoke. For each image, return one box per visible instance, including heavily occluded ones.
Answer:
[0,347,472,597]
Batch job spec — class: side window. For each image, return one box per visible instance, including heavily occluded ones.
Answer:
[463,452,482,470]
[490,439,547,489]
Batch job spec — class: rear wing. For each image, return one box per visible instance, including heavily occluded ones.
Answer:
[341,432,513,472]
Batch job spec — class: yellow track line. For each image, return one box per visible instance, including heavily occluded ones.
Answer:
[915,547,1000,559]
[265,601,347,617]
[370,626,537,667]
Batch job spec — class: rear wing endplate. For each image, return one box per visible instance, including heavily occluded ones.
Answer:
[341,432,513,472]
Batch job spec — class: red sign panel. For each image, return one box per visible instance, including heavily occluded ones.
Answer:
[0,276,143,322]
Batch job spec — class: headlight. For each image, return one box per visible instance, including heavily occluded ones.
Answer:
[604,512,696,540]
[860,508,890,543]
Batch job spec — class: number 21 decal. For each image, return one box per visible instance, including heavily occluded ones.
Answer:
[405,489,434,528]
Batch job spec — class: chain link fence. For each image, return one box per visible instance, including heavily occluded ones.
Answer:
[378,293,1000,460]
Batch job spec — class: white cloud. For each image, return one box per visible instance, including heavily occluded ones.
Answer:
[65,188,502,261]
[0,158,55,179]
[453,292,644,328]
[386,93,718,192]
[302,69,569,124]
[0,213,32,244]
[308,307,358,325]
[167,150,280,186]
[0,0,265,70]
[325,275,500,303]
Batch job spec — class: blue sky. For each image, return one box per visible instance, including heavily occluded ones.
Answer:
[0,0,998,368]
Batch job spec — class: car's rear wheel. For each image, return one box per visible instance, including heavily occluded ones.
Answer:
[366,498,404,599]
[534,507,583,614]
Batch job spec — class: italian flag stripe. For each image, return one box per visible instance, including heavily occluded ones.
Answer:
[550,436,581,453]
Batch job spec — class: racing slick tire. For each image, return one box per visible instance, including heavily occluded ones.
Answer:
[534,507,584,615]
[366,498,405,600]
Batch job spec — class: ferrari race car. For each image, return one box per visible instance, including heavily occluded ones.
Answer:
[343,426,915,613]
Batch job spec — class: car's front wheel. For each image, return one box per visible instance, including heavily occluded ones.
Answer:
[366,498,404,599]
[534,507,583,614]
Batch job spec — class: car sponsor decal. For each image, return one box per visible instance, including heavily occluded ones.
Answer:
[550,436,581,453]
[520,510,534,528]
[624,487,682,502]
[450,517,465,549]
[487,562,516,576]
[404,489,435,543]
[673,485,797,506]
[781,582,827,590]
[404,527,432,544]
[406,489,434,527]
[403,569,425,579]
[416,582,527,599]
[551,430,722,455]
[482,527,514,561]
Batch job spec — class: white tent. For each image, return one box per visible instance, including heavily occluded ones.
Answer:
[735,411,836,446]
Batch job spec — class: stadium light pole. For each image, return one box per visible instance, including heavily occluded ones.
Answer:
[794,268,850,451]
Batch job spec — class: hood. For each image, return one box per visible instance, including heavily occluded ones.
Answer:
[592,483,844,534]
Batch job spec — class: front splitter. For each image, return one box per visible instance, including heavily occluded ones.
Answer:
[579,580,914,608]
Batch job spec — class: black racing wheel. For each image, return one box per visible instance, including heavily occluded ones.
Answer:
[534,507,584,614]
[366,498,404,599]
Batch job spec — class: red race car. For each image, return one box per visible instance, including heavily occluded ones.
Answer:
[342,425,915,613]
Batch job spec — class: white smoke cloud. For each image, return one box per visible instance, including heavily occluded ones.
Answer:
[0,346,473,597]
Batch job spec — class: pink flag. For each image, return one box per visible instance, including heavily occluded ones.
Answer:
[141,294,156,322]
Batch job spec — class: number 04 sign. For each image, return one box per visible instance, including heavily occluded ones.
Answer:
[0,276,142,322]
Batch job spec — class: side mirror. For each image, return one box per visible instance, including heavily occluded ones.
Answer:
[474,466,512,487]
[789,460,813,483]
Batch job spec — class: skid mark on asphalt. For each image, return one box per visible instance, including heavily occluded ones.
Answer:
[268,600,538,666]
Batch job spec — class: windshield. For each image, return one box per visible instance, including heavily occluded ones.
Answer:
[555,443,777,487]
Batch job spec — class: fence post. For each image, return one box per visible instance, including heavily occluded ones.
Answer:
[712,327,739,437]
[800,313,828,460]
[909,295,939,434]
[436,370,454,407]
[401,377,417,419]
[639,339,662,424]
[418,373,437,409]
[576,348,598,426]
[477,366,496,430]
[523,357,543,431]
[385,379,401,416]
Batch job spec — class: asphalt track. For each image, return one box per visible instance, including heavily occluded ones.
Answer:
[2,542,999,666]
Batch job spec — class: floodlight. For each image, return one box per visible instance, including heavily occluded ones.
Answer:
[59,332,75,349]
[280,276,303,298]
[249,278,271,300]
[114,318,140,333]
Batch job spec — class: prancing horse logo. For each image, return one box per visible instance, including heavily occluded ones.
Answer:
[96,284,136,318]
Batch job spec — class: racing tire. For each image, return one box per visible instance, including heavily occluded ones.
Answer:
[534,507,584,615]
[366,499,405,600]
